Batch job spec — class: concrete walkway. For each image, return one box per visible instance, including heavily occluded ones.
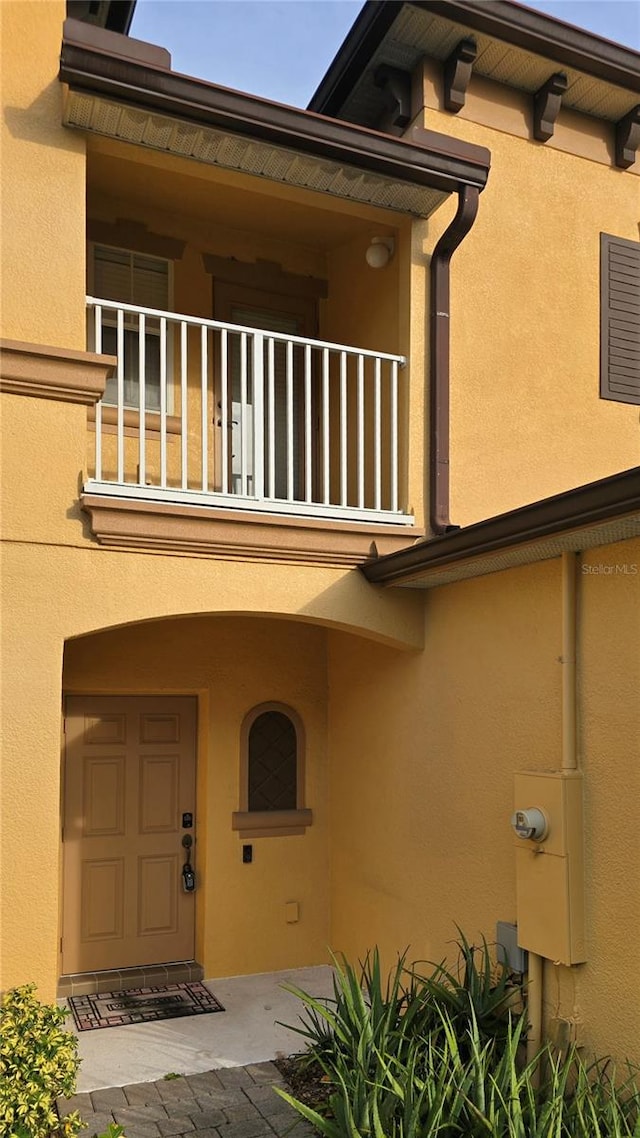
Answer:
[58,1060,315,1138]
[68,967,334,1093]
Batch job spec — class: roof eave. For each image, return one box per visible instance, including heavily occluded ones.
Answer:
[422,1,640,93]
[361,467,640,587]
[59,25,490,201]
[66,1,137,37]
[309,0,640,117]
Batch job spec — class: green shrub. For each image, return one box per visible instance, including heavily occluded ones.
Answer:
[0,983,83,1138]
[277,937,640,1137]
[280,933,520,1080]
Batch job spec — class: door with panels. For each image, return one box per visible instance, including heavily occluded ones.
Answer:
[62,696,197,975]
[215,283,317,504]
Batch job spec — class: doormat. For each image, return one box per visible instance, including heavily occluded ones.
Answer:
[68,981,225,1031]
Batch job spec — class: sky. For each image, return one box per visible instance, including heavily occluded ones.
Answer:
[130,0,640,109]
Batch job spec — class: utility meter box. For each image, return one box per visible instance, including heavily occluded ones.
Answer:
[513,770,585,964]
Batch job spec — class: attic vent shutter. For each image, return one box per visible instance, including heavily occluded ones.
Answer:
[600,233,640,406]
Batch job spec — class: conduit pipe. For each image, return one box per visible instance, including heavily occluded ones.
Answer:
[526,950,544,1071]
[430,183,480,534]
[527,552,578,1070]
[561,551,578,771]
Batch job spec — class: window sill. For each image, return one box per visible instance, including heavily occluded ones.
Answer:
[231,809,312,837]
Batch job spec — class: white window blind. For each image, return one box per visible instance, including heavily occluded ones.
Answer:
[94,246,169,311]
[93,246,170,411]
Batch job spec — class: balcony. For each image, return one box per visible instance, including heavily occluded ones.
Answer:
[85,298,411,528]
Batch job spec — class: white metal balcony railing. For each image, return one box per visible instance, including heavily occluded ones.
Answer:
[86,298,410,525]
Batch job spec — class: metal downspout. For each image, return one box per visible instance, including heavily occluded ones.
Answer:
[430,184,480,534]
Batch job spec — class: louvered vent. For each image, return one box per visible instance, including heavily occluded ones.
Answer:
[600,234,640,406]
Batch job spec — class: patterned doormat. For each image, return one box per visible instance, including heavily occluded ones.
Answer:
[68,981,225,1031]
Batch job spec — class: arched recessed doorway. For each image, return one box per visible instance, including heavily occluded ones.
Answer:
[60,612,332,991]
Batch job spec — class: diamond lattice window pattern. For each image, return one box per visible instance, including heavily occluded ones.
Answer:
[248,711,297,811]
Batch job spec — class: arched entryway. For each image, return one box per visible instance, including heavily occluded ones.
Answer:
[60,613,332,991]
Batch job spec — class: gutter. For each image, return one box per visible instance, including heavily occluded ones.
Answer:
[362,466,640,585]
[430,184,480,534]
[60,24,491,198]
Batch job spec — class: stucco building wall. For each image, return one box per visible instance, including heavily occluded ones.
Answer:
[0,1,86,349]
[327,539,640,1064]
[415,77,640,525]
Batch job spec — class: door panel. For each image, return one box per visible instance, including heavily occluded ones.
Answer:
[62,696,196,974]
[214,283,318,500]
[138,856,179,935]
[83,756,125,835]
[81,859,124,941]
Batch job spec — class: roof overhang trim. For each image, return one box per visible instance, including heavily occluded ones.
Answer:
[59,29,490,217]
[422,1,640,93]
[310,0,640,125]
[362,467,640,589]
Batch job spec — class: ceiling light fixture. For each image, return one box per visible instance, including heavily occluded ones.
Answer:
[365,236,395,268]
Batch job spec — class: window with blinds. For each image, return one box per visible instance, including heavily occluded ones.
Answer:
[93,245,171,411]
[600,233,640,406]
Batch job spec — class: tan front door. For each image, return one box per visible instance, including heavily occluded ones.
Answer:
[62,696,197,975]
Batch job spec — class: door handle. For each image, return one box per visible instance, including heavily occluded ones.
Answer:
[181,834,195,893]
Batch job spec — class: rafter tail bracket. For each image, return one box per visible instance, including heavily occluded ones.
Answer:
[615,105,640,169]
[443,38,477,113]
[374,64,413,129]
[533,72,567,142]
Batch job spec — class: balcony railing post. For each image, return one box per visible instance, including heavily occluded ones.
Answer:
[252,332,265,501]
[357,354,364,509]
[201,324,208,492]
[390,360,399,513]
[159,316,167,489]
[340,351,347,507]
[116,307,124,483]
[267,337,275,498]
[220,328,229,495]
[138,312,146,486]
[239,332,248,496]
[322,348,330,504]
[180,321,188,490]
[374,356,382,512]
[304,343,312,504]
[286,339,294,502]
[94,304,102,481]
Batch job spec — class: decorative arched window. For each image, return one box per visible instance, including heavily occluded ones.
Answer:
[232,703,312,837]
